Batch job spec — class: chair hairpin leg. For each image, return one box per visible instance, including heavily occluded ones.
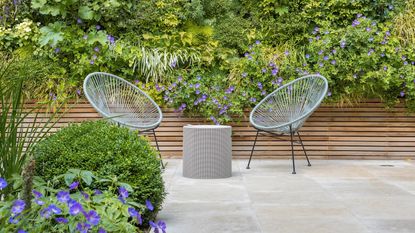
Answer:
[246,130,259,169]
[297,131,311,166]
[290,125,296,174]
[152,129,165,169]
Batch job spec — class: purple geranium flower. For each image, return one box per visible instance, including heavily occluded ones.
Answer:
[352,19,360,27]
[84,210,100,225]
[367,49,374,56]
[57,191,70,203]
[77,222,91,233]
[383,66,388,71]
[146,199,154,211]
[195,83,200,89]
[255,40,260,45]
[150,220,167,233]
[94,47,100,52]
[69,202,83,216]
[327,91,332,97]
[323,56,329,61]
[98,228,107,233]
[210,116,219,125]
[32,190,42,199]
[9,215,21,224]
[40,208,52,219]
[96,25,101,30]
[118,186,129,198]
[69,181,79,190]
[54,48,61,53]
[11,200,25,215]
[77,18,82,24]
[284,50,289,56]
[35,199,44,206]
[55,217,68,224]
[17,230,26,233]
[340,41,346,48]
[128,207,143,224]
[48,204,61,214]
[271,68,278,76]
[0,178,7,190]
[257,82,263,90]
[400,91,405,97]
[305,54,310,59]
[242,72,247,78]
[331,60,336,65]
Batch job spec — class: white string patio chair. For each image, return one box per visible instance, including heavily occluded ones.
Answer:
[83,72,164,168]
[246,74,328,174]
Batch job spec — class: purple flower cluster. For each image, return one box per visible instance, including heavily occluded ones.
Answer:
[193,94,207,106]
[40,204,62,219]
[0,177,7,190]
[118,186,129,203]
[128,207,143,225]
[177,103,187,112]
[210,116,220,125]
[33,190,44,205]
[150,220,167,233]
[107,35,115,44]
[225,86,234,94]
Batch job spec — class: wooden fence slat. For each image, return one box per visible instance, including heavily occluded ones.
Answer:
[16,100,415,159]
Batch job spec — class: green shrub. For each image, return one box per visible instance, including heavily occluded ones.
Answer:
[33,120,165,225]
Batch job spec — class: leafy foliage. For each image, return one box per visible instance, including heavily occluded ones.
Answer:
[32,120,166,227]
[0,0,414,122]
[0,170,165,232]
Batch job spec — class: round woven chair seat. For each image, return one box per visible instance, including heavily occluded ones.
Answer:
[83,72,162,130]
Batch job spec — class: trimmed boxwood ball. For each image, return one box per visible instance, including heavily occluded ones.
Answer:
[33,120,165,225]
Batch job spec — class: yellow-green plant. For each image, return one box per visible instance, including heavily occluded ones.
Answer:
[0,55,64,196]
[394,0,415,45]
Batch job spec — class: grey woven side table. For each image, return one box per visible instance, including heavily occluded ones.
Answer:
[183,125,232,179]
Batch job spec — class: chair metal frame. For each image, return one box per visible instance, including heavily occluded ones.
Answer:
[246,74,328,174]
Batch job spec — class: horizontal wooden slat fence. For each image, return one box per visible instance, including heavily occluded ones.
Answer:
[20,99,415,160]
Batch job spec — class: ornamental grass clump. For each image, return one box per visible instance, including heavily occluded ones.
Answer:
[32,120,165,227]
[0,170,166,233]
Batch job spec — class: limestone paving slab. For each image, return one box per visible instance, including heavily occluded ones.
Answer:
[157,159,415,233]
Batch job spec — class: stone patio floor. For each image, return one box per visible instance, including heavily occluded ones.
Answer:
[157,159,415,233]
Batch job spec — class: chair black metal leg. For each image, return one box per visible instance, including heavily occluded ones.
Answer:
[297,131,311,166]
[290,125,296,174]
[246,130,259,169]
[153,129,165,169]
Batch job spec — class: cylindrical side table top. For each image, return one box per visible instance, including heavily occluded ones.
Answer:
[183,125,232,179]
